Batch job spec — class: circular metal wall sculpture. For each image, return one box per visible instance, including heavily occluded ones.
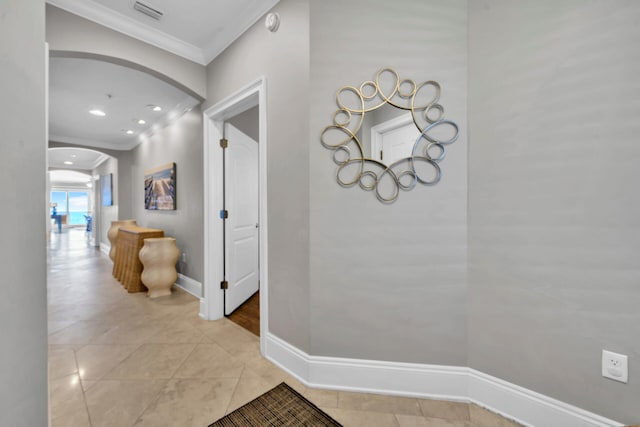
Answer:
[320,68,459,203]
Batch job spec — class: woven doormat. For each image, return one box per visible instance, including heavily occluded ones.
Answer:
[209,382,343,427]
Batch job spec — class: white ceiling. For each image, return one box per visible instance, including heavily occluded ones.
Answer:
[49,147,109,170]
[47,0,280,65]
[49,169,93,188]
[49,56,200,151]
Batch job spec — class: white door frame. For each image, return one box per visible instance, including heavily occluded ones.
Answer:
[201,77,268,353]
[223,123,259,315]
[370,112,414,163]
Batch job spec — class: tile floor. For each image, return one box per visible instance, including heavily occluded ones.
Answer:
[48,228,521,427]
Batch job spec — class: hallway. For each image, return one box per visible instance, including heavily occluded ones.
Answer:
[47,229,518,427]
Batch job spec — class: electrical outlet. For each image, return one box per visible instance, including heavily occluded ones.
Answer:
[181,252,187,263]
[602,350,628,383]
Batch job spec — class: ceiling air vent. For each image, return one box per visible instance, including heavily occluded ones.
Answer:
[133,1,163,21]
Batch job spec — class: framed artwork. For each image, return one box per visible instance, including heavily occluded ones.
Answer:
[144,162,176,210]
[101,173,113,206]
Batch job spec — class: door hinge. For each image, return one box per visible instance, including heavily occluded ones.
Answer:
[219,209,228,219]
[380,150,383,161]
[220,280,228,290]
[220,138,228,149]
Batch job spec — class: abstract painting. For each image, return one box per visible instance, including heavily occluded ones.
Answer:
[144,162,176,210]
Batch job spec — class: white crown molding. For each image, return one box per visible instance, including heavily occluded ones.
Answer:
[46,0,206,65]
[201,0,281,64]
[49,134,140,151]
[48,146,111,169]
[91,152,110,169]
[264,333,624,427]
[175,274,202,298]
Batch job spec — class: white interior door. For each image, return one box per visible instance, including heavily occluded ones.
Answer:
[224,123,259,315]
[371,113,419,165]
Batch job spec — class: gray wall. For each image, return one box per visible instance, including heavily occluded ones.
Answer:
[227,105,259,142]
[0,1,48,426]
[309,0,468,364]
[94,156,119,247]
[205,0,311,351]
[130,108,204,283]
[468,0,640,423]
[46,4,206,99]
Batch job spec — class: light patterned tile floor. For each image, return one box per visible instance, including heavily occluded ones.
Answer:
[48,229,521,427]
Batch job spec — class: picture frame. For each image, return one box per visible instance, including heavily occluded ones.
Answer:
[101,173,113,206]
[144,162,176,210]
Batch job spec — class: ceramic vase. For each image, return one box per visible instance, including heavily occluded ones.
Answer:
[107,219,137,262]
[139,237,179,298]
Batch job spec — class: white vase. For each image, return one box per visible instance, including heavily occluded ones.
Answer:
[107,219,137,262]
[139,237,180,298]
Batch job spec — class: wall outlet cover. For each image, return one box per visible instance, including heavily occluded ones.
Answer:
[602,349,628,383]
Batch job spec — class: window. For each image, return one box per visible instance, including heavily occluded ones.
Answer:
[50,191,67,215]
[50,191,90,225]
[68,191,90,225]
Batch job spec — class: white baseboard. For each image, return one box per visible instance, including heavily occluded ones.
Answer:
[175,274,202,298]
[199,298,207,320]
[467,370,623,427]
[264,333,624,427]
[99,242,110,257]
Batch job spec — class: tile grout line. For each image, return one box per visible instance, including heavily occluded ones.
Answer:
[168,341,201,379]
[73,348,94,427]
[222,365,247,416]
[126,339,201,425]
[129,378,171,426]
[130,314,223,424]
[46,318,84,343]
[92,342,145,381]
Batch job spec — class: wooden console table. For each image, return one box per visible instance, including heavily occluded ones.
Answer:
[112,226,164,293]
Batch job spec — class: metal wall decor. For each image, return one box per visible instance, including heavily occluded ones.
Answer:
[320,68,459,203]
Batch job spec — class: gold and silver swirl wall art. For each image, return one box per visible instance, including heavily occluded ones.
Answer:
[320,68,459,203]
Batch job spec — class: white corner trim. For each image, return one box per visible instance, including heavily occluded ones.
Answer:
[264,333,624,427]
[175,274,202,298]
[46,0,205,65]
[99,242,110,257]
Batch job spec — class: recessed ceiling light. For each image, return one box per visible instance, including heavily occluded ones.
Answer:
[126,130,134,135]
[137,119,146,125]
[64,161,73,165]
[152,106,162,112]
[89,109,106,117]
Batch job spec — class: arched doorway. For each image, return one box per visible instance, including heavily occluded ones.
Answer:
[48,147,114,247]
